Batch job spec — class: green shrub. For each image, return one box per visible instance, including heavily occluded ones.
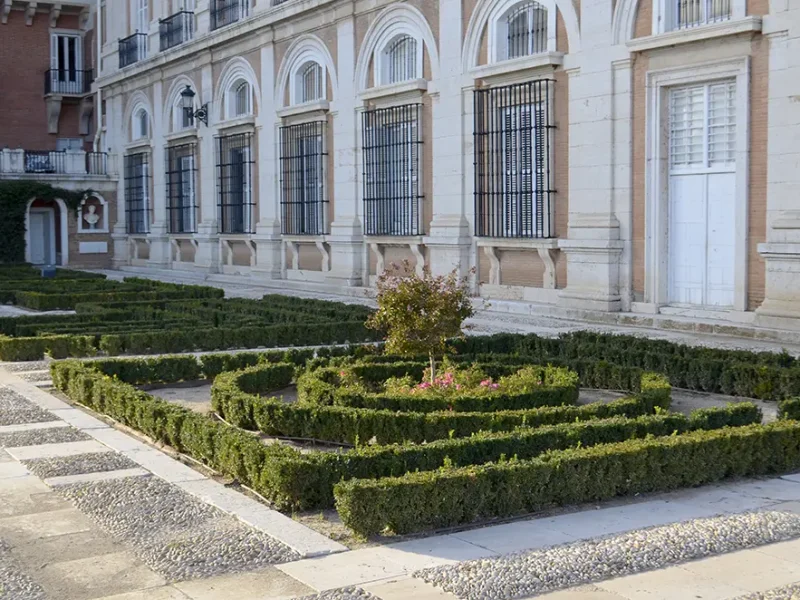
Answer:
[689,402,763,429]
[334,421,800,536]
[779,398,800,421]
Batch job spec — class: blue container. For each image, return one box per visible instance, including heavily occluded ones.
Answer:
[40,266,56,279]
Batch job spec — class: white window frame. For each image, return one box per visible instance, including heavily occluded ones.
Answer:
[225,79,252,119]
[488,0,556,64]
[652,0,744,34]
[293,61,325,105]
[133,107,149,140]
[50,31,83,74]
[373,31,423,87]
[644,57,750,312]
[136,0,149,33]
[172,95,193,131]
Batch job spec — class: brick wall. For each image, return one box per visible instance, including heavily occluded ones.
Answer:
[0,11,92,150]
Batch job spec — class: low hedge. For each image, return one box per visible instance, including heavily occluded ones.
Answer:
[259,405,761,510]
[211,366,671,445]
[0,334,96,361]
[334,420,800,536]
[779,398,800,421]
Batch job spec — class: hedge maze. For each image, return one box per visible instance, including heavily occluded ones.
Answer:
[49,331,800,538]
[0,267,377,360]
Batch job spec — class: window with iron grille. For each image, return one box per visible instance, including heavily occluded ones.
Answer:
[296,61,323,104]
[216,132,254,234]
[166,143,197,234]
[505,1,548,59]
[210,0,248,30]
[280,121,327,235]
[474,79,555,239]
[673,0,731,29]
[124,153,150,234]
[362,103,422,236]
[380,35,418,85]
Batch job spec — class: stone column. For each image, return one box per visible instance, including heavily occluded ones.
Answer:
[423,0,472,279]
[756,4,800,323]
[326,13,363,286]
[558,0,624,312]
[252,39,282,279]
[147,78,171,268]
[109,91,130,268]
[193,60,220,272]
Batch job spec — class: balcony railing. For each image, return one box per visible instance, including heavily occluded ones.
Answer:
[119,32,148,68]
[159,11,194,51]
[44,69,93,95]
[674,0,731,29]
[210,0,249,31]
[0,149,113,176]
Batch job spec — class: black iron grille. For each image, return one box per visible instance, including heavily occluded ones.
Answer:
[124,152,150,234]
[473,79,555,239]
[216,133,254,234]
[166,143,197,234]
[280,121,327,235]
[507,2,548,59]
[210,0,247,30]
[159,11,194,51]
[362,103,422,236]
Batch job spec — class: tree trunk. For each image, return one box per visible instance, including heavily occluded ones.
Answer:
[429,353,436,385]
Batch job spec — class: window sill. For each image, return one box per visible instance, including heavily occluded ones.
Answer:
[364,235,425,245]
[282,234,327,242]
[358,79,427,103]
[276,100,330,119]
[165,128,198,143]
[469,52,564,82]
[124,139,152,153]
[627,16,761,52]
[476,237,559,250]
[217,115,256,132]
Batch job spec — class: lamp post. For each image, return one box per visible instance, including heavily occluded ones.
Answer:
[180,85,208,126]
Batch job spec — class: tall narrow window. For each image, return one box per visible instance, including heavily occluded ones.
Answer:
[166,144,197,234]
[217,133,254,234]
[49,33,83,94]
[296,61,323,104]
[134,108,149,139]
[362,104,422,236]
[280,121,327,235]
[473,79,555,238]
[381,35,418,85]
[669,81,736,169]
[505,1,548,59]
[136,0,148,32]
[100,1,107,44]
[227,79,251,119]
[125,153,150,234]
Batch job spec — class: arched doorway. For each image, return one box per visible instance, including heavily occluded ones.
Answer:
[25,198,69,266]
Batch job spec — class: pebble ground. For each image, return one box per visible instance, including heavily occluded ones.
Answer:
[23,451,139,479]
[57,475,300,581]
[0,387,55,426]
[415,511,800,599]
[0,539,47,600]
[295,587,379,600]
[0,426,90,448]
[734,584,800,599]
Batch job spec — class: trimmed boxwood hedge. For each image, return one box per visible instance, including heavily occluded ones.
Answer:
[334,420,800,536]
[51,358,761,513]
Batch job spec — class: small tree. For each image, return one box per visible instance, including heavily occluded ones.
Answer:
[367,261,475,384]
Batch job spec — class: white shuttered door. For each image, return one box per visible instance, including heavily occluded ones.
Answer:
[668,81,736,308]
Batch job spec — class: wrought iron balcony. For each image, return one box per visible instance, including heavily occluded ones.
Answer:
[210,0,249,31]
[674,0,731,29]
[0,149,112,177]
[44,69,93,96]
[159,11,194,51]
[119,32,148,68]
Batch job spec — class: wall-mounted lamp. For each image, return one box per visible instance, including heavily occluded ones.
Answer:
[180,85,208,126]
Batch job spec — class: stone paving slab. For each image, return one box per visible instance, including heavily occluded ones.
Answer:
[0,421,68,434]
[0,462,29,479]
[119,449,208,483]
[6,440,112,461]
[44,467,150,487]
[172,567,314,599]
[49,407,110,430]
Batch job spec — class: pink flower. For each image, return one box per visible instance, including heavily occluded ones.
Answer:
[480,379,491,387]
[339,371,346,376]
[455,384,462,390]
[491,383,499,389]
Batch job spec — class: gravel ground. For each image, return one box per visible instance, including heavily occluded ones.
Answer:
[733,584,800,599]
[23,451,138,479]
[0,426,90,448]
[18,371,51,383]
[0,387,54,426]
[294,588,380,600]
[58,474,299,581]
[415,511,800,600]
[0,361,51,373]
[0,539,46,600]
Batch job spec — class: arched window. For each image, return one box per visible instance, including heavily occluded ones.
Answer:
[380,34,418,85]
[227,79,251,118]
[296,61,323,104]
[173,94,193,131]
[503,1,548,59]
[133,107,149,140]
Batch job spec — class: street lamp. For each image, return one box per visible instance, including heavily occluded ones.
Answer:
[180,85,208,126]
